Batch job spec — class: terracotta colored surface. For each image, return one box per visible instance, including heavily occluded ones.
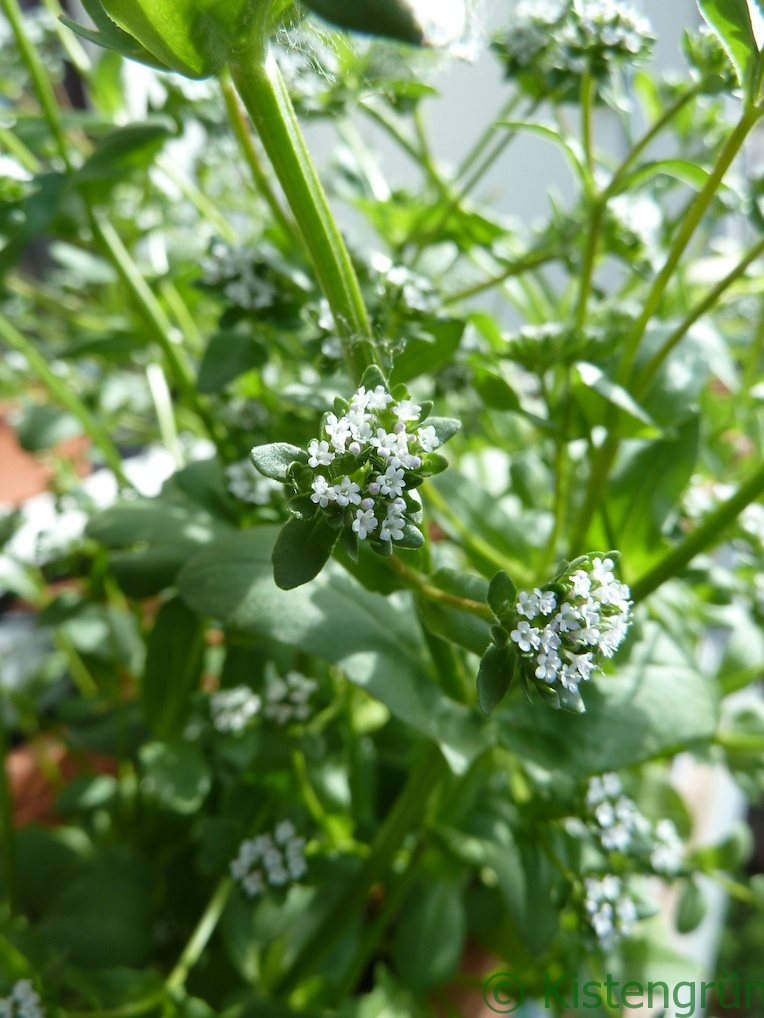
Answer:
[0,413,91,506]
[7,736,116,827]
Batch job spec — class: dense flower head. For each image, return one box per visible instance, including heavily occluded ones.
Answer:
[493,0,654,100]
[584,875,638,948]
[508,553,631,710]
[0,981,45,1018]
[256,366,460,562]
[264,670,317,726]
[209,686,261,734]
[230,821,307,897]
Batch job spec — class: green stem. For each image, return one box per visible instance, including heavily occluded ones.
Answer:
[574,198,603,329]
[229,50,375,381]
[444,246,561,304]
[742,301,764,396]
[617,105,761,385]
[388,556,493,619]
[633,232,764,396]
[455,92,522,181]
[0,313,128,485]
[156,155,237,243]
[0,0,70,165]
[165,877,233,991]
[631,459,764,602]
[580,72,595,184]
[273,743,447,996]
[63,991,166,1018]
[219,73,300,242]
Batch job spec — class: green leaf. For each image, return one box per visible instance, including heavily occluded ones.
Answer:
[477,644,515,715]
[86,498,234,597]
[197,331,267,393]
[473,369,522,412]
[697,0,758,92]
[141,598,205,738]
[676,880,707,934]
[38,851,153,968]
[250,443,307,482]
[60,0,172,70]
[71,120,174,199]
[392,877,466,994]
[95,0,261,78]
[177,527,488,771]
[572,361,661,439]
[501,623,718,775]
[139,740,212,813]
[617,159,714,194]
[302,0,465,46]
[272,515,340,589]
[390,319,465,385]
[425,417,462,446]
[15,404,83,452]
[487,570,517,623]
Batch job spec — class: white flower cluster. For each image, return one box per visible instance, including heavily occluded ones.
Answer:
[209,686,261,734]
[509,557,631,695]
[303,382,440,547]
[0,981,44,1018]
[498,0,652,86]
[201,243,278,310]
[226,459,282,505]
[264,671,317,726]
[230,820,307,898]
[586,773,647,852]
[585,773,685,875]
[584,875,638,948]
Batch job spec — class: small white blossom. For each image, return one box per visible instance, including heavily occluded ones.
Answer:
[569,569,592,598]
[380,501,406,542]
[231,826,307,897]
[392,399,422,422]
[307,439,334,468]
[367,385,394,410]
[377,465,406,498]
[516,590,540,618]
[538,625,561,653]
[651,819,683,875]
[590,556,615,585]
[555,602,582,632]
[310,475,336,508]
[510,620,541,652]
[331,476,362,507]
[226,460,281,505]
[352,507,378,540]
[264,671,317,725]
[417,425,440,453]
[535,652,561,683]
[210,686,261,733]
[0,981,45,1018]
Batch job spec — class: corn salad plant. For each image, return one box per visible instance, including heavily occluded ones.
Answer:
[2,0,764,1014]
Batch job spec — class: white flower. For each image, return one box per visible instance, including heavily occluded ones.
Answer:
[559,664,580,691]
[370,428,398,458]
[591,556,615,585]
[352,507,378,540]
[392,399,422,422]
[555,601,581,632]
[516,590,540,618]
[510,620,541,652]
[569,569,591,598]
[1,981,45,1018]
[379,502,406,542]
[537,588,557,615]
[310,475,336,508]
[538,625,561,653]
[535,652,561,683]
[331,476,361,507]
[567,651,595,680]
[210,686,261,733]
[308,439,334,467]
[367,385,393,410]
[598,615,629,657]
[417,425,440,452]
[651,819,683,875]
[226,460,281,505]
[274,819,296,844]
[324,412,352,452]
[231,825,307,896]
[377,465,406,498]
[602,772,622,797]
[264,671,317,725]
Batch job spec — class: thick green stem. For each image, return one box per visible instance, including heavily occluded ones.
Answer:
[0,313,128,485]
[165,877,233,991]
[273,743,447,997]
[0,710,18,917]
[219,73,300,242]
[617,105,760,385]
[229,50,375,382]
[633,232,764,396]
[0,0,70,165]
[389,556,493,619]
[631,460,764,602]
